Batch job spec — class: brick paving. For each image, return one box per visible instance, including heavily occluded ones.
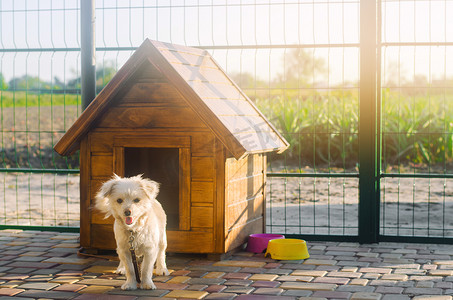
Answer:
[1,230,453,299]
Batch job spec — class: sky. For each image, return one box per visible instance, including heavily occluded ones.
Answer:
[0,0,452,87]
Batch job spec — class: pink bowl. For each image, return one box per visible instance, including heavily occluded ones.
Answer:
[245,233,285,253]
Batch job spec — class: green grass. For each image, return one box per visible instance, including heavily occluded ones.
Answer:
[0,91,81,107]
[255,89,453,170]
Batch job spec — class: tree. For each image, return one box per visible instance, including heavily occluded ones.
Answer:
[278,48,327,88]
[0,73,7,90]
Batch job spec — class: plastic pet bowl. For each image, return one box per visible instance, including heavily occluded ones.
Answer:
[265,238,310,260]
[245,233,285,253]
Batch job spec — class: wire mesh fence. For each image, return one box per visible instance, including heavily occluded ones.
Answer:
[380,0,453,239]
[1,0,452,241]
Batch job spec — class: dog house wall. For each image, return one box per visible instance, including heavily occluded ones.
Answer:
[78,62,266,254]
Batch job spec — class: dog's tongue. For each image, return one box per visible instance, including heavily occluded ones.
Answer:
[125,216,133,225]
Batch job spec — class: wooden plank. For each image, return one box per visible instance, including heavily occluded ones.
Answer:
[225,217,263,253]
[191,157,215,181]
[179,147,191,231]
[226,155,264,181]
[91,154,113,178]
[91,210,114,225]
[121,82,184,102]
[214,140,226,253]
[89,132,113,153]
[79,137,91,248]
[190,207,213,228]
[226,195,264,229]
[113,135,191,148]
[191,181,214,205]
[166,231,214,253]
[97,107,207,129]
[91,224,116,250]
[191,132,215,156]
[227,176,265,204]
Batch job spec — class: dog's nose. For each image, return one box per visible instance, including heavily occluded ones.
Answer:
[124,209,131,217]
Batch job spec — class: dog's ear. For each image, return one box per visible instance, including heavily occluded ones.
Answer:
[94,178,117,218]
[139,178,160,200]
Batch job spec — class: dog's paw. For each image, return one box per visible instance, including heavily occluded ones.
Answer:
[121,281,138,290]
[140,280,157,290]
[155,267,170,276]
[115,267,126,275]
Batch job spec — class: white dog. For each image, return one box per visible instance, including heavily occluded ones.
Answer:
[95,174,169,290]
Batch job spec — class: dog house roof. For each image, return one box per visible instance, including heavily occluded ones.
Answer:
[54,39,289,160]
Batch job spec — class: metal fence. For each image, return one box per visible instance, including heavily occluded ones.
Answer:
[1,0,452,243]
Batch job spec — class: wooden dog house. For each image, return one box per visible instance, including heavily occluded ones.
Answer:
[54,39,288,254]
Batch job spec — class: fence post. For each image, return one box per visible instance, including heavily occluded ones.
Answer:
[81,0,96,110]
[359,0,380,244]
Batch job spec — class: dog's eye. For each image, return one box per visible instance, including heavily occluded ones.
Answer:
[133,198,140,203]
[117,198,123,204]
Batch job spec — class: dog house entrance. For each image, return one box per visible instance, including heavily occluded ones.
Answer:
[124,147,180,230]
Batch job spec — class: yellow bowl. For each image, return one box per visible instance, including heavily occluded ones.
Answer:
[265,238,310,260]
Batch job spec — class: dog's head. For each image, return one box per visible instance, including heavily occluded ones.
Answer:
[95,174,160,228]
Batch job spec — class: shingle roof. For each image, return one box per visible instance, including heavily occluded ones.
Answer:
[54,39,288,159]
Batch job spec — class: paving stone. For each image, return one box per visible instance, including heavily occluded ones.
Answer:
[204,292,237,300]
[381,274,408,281]
[313,276,350,285]
[17,282,60,290]
[18,289,78,299]
[154,282,189,290]
[205,284,227,293]
[277,275,313,282]
[312,290,352,299]
[79,285,116,294]
[360,268,393,274]
[328,271,363,278]
[203,272,226,279]
[290,270,327,277]
[5,261,59,269]
[351,292,383,300]
[53,283,87,292]
[43,257,94,265]
[251,280,281,288]
[404,288,443,295]
[166,275,191,283]
[253,287,284,295]
[280,281,337,291]
[223,272,252,280]
[350,279,370,286]
[186,284,208,291]
[24,274,54,282]
[77,278,125,286]
[412,297,452,300]
[303,259,338,266]
[222,286,255,294]
[236,295,297,300]
[281,289,313,297]
[84,265,118,273]
[50,276,82,284]
[213,260,266,268]
[224,279,253,286]
[188,277,226,285]
[164,290,208,299]
[0,288,25,296]
[108,288,170,297]
[375,286,404,294]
